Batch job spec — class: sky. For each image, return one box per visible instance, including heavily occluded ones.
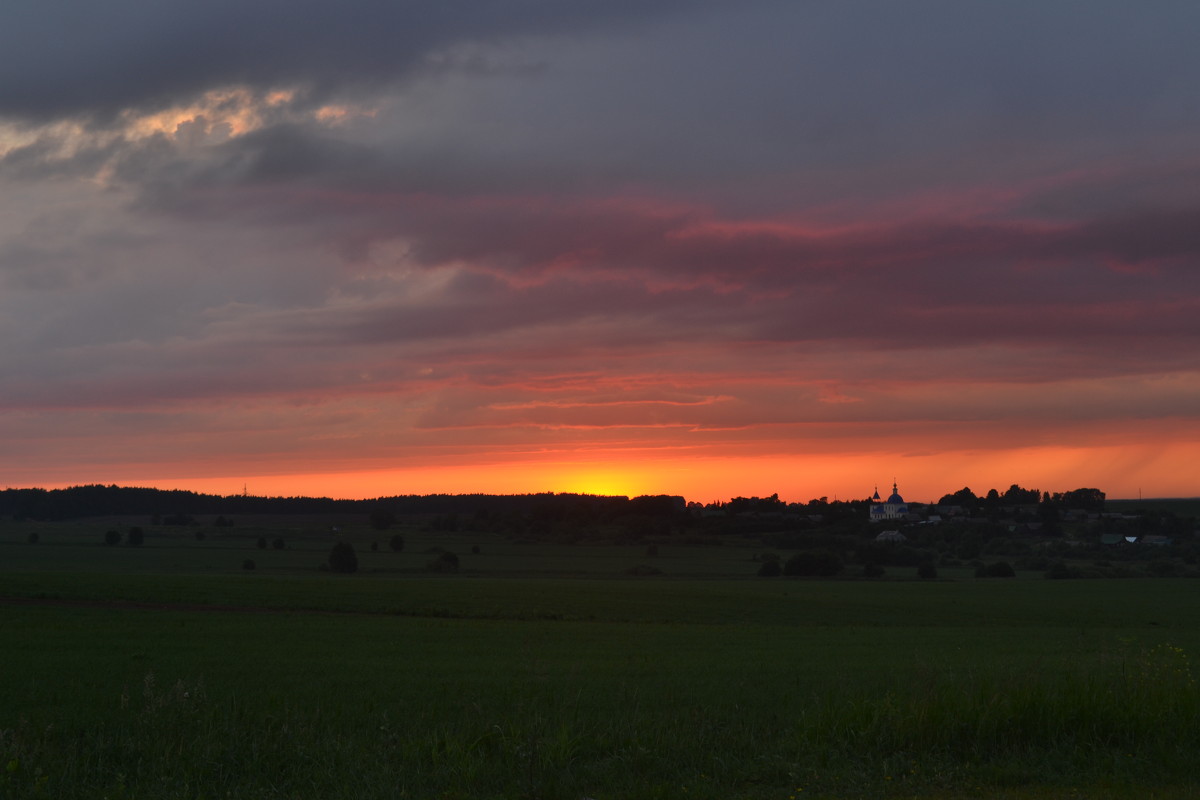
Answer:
[2,1,1199,503]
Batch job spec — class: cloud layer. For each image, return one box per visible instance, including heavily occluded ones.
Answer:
[3,1,1199,500]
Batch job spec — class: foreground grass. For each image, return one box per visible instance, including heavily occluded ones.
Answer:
[3,572,1199,799]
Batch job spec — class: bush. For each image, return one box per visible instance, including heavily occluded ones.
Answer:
[1045,561,1075,579]
[272,537,285,550]
[427,551,459,573]
[128,527,144,547]
[256,537,267,549]
[862,563,885,578]
[917,563,938,580]
[328,542,358,574]
[757,559,782,577]
[194,530,206,541]
[27,531,38,544]
[242,559,255,571]
[388,533,405,552]
[104,529,121,546]
[976,561,1016,578]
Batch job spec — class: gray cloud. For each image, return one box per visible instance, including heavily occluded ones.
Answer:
[0,0,711,122]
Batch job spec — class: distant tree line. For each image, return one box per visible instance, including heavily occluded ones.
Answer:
[0,484,687,523]
[937,484,1106,512]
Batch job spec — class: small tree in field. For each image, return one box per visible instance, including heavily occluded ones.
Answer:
[128,527,144,547]
[917,563,938,580]
[104,529,121,546]
[328,541,358,574]
[388,533,405,552]
[427,551,459,573]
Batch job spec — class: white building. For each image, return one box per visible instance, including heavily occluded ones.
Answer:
[870,482,909,521]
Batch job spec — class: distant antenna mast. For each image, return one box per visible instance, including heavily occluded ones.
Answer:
[243,483,248,498]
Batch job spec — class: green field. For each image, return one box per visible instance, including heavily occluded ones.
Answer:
[2,519,1199,799]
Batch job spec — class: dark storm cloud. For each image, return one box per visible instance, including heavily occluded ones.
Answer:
[0,0,710,121]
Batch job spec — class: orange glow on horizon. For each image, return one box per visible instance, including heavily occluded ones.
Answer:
[30,441,1200,504]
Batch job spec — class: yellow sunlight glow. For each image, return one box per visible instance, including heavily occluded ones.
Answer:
[77,439,1200,504]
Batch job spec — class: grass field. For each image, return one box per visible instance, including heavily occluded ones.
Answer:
[2,518,1199,799]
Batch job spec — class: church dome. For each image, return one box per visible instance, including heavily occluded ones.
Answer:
[886,482,904,504]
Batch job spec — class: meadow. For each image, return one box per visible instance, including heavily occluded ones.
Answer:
[2,517,1198,799]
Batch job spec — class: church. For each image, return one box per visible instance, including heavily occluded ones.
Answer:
[870,482,909,521]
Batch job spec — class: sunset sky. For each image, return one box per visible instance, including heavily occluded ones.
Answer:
[2,1,1199,503]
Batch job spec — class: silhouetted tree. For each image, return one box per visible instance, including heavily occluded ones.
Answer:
[388,533,405,552]
[104,529,121,546]
[128,527,144,547]
[1055,488,1106,512]
[1002,484,1041,505]
[328,541,358,574]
